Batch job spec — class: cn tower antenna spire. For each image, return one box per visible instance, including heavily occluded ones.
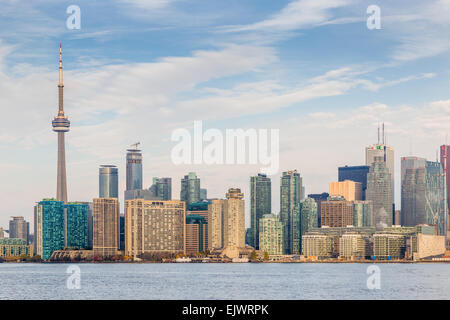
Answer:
[52,43,70,203]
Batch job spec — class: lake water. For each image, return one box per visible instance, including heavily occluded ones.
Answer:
[0,263,449,300]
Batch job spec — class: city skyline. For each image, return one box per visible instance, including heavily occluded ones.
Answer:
[1,0,450,229]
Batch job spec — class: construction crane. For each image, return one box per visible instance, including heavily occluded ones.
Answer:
[130,142,140,149]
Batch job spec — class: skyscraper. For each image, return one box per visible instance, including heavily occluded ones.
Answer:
[65,203,89,249]
[280,170,302,254]
[402,161,447,236]
[93,198,120,257]
[353,200,373,227]
[180,172,200,205]
[300,197,318,252]
[366,156,393,229]
[125,199,185,256]
[200,188,207,201]
[308,192,329,227]
[208,199,225,250]
[99,165,118,198]
[440,145,450,232]
[321,198,354,228]
[401,156,426,226]
[185,215,207,254]
[329,180,362,201]
[338,165,370,200]
[365,124,394,208]
[34,199,65,260]
[259,214,284,255]
[223,188,245,250]
[9,216,29,244]
[150,177,172,200]
[250,173,272,249]
[52,45,70,203]
[126,145,143,191]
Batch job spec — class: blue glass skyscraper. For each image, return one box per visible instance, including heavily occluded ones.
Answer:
[126,147,142,191]
[99,165,118,198]
[65,203,89,249]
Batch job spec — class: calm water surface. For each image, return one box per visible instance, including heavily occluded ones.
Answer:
[0,263,449,300]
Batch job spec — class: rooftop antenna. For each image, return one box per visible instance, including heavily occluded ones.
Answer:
[377,123,380,144]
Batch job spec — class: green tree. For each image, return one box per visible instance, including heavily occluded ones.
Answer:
[264,251,269,261]
[250,250,257,261]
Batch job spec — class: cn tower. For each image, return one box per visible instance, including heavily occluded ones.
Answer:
[52,44,70,203]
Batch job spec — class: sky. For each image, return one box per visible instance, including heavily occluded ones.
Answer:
[1,0,450,230]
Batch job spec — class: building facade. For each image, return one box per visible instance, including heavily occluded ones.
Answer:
[125,199,185,256]
[300,197,318,251]
[0,238,30,258]
[9,216,29,244]
[185,215,207,254]
[402,161,447,236]
[338,165,370,200]
[99,165,118,198]
[353,200,373,227]
[308,192,329,227]
[150,177,172,200]
[280,170,302,254]
[93,198,120,257]
[65,203,89,249]
[329,180,362,201]
[259,214,284,255]
[223,188,245,250]
[250,173,272,249]
[440,145,450,232]
[321,198,354,228]
[208,199,225,250]
[34,199,65,260]
[126,147,143,191]
[180,172,201,205]
[366,156,393,229]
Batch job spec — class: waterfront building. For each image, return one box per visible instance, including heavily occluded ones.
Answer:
[120,214,125,251]
[180,172,201,205]
[93,198,120,257]
[250,173,272,249]
[300,197,318,251]
[373,233,406,260]
[149,177,172,200]
[353,200,373,227]
[126,146,143,191]
[99,165,118,198]
[52,45,70,203]
[125,200,185,256]
[338,165,370,199]
[308,192,329,227]
[187,201,210,248]
[329,180,362,201]
[34,199,65,260]
[301,234,333,258]
[9,216,29,244]
[366,156,393,229]
[0,238,30,258]
[208,199,225,250]
[280,170,302,254]
[339,233,368,259]
[259,214,284,255]
[321,197,354,228]
[185,215,207,254]
[65,202,89,249]
[223,188,245,250]
[402,160,447,236]
[0,228,4,239]
[305,226,376,257]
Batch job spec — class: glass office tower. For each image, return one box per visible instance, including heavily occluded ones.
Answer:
[126,148,143,191]
[180,172,201,205]
[250,173,272,249]
[280,170,302,254]
[99,165,118,198]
